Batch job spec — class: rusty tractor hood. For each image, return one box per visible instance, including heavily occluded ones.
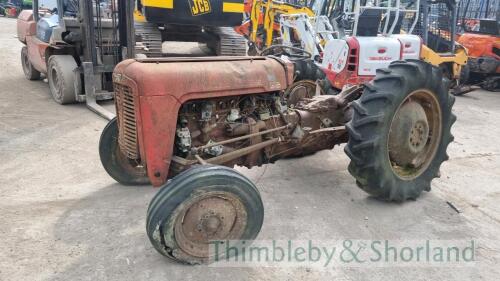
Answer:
[113,57,293,102]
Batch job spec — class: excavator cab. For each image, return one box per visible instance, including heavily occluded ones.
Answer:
[135,0,247,56]
[139,0,244,26]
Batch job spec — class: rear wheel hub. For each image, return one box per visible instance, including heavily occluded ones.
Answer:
[388,90,442,179]
[389,101,429,165]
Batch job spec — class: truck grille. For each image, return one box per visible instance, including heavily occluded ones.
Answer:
[114,83,139,160]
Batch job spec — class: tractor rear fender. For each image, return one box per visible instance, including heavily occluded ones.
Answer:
[113,57,293,186]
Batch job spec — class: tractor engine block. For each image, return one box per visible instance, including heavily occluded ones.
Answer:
[169,91,350,176]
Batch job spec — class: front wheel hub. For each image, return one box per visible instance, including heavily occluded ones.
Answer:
[174,192,247,258]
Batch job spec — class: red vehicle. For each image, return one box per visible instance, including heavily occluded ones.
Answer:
[17,0,124,119]
[100,54,456,264]
[97,0,459,264]
[458,29,500,91]
[457,0,499,91]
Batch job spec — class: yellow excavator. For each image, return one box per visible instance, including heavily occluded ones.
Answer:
[135,0,330,56]
[233,0,330,54]
[133,0,248,56]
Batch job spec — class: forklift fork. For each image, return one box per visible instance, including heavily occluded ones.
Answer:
[82,62,116,121]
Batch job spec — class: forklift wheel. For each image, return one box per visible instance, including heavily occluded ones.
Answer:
[345,60,456,201]
[146,165,264,264]
[21,46,40,80]
[99,118,150,185]
[47,55,77,104]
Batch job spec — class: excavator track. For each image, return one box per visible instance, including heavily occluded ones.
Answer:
[134,22,163,57]
[482,76,500,92]
[207,27,247,56]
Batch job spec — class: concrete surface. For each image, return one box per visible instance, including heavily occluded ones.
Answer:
[1,17,500,281]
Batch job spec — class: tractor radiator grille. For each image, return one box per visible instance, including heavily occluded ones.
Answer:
[114,83,139,160]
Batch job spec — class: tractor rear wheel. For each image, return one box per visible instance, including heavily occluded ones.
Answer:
[47,55,77,104]
[146,165,264,264]
[21,46,41,80]
[99,118,149,185]
[345,60,456,201]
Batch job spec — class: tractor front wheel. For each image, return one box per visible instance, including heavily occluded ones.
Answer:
[99,118,150,185]
[146,165,264,264]
[345,60,456,201]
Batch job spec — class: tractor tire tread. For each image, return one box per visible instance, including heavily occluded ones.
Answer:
[344,60,456,202]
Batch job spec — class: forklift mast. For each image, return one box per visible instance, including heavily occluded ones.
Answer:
[32,0,135,65]
[79,0,135,119]
[78,0,135,63]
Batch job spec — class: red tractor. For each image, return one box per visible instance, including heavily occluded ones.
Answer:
[99,53,456,263]
[98,0,459,264]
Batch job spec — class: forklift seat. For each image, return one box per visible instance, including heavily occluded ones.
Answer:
[356,8,384,36]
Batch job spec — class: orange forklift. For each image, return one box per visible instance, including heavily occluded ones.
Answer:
[457,0,499,91]
[16,0,136,119]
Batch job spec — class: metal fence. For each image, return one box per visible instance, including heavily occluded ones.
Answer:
[457,0,499,33]
[458,0,499,20]
[404,1,457,53]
